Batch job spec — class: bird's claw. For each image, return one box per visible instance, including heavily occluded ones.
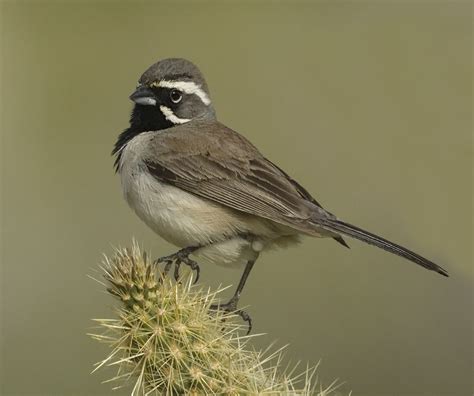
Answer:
[154,251,200,284]
[210,299,252,335]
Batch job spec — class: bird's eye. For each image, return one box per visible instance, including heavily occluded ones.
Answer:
[170,89,182,104]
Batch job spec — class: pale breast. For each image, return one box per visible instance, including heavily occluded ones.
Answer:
[118,133,250,247]
[117,133,302,267]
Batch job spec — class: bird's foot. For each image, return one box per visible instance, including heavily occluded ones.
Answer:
[154,247,200,284]
[210,296,252,334]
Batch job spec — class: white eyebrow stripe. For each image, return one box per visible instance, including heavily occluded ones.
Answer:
[156,80,211,106]
[159,105,191,124]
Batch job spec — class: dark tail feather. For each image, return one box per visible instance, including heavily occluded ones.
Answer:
[333,235,350,249]
[319,218,449,277]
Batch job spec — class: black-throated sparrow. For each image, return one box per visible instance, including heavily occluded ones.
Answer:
[113,58,448,331]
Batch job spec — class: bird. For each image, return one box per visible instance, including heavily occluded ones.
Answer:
[113,58,448,332]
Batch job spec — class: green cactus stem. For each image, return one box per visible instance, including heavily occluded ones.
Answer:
[89,243,342,395]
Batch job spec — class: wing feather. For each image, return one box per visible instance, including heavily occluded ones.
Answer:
[143,122,324,233]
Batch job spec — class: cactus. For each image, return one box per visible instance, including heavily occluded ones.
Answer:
[90,243,342,395]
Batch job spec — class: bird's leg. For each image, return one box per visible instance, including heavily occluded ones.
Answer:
[154,246,201,284]
[211,257,257,334]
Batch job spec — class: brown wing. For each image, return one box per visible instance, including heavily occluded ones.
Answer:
[143,120,331,235]
[265,160,349,247]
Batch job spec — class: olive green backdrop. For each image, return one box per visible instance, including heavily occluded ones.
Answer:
[1,1,472,395]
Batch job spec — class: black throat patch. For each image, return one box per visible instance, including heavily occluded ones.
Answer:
[112,104,174,171]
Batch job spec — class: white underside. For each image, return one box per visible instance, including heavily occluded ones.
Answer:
[119,133,301,268]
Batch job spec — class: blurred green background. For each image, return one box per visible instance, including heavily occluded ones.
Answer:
[1,1,472,395]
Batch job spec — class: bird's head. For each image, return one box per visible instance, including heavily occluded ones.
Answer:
[129,58,215,131]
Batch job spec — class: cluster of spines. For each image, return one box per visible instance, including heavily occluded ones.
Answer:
[90,243,340,395]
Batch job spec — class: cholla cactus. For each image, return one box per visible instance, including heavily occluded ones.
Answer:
[90,243,341,395]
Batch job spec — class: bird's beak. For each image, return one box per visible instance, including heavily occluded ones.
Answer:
[129,86,157,106]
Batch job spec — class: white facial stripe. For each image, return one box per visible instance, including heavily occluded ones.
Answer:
[155,80,211,106]
[159,105,190,124]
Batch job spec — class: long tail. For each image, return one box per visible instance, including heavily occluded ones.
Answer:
[317,218,449,277]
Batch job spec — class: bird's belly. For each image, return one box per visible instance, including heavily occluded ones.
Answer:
[122,170,248,248]
[120,159,301,267]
